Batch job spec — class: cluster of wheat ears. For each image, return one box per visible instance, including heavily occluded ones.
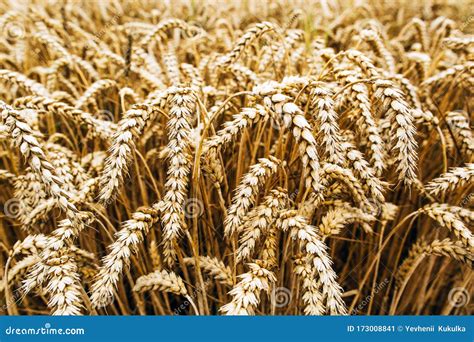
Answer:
[0,0,472,316]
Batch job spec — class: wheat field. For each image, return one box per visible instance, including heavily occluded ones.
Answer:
[0,0,472,316]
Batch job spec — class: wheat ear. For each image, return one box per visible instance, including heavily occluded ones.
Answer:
[184,256,233,286]
[203,105,269,155]
[294,256,325,315]
[321,163,369,209]
[373,79,418,185]
[283,100,322,193]
[160,87,195,266]
[318,205,376,237]
[14,96,114,141]
[446,111,474,160]
[0,69,50,97]
[22,214,94,315]
[133,269,187,296]
[335,69,385,175]
[218,22,275,69]
[397,238,473,287]
[224,156,281,237]
[277,210,347,315]
[75,79,117,109]
[0,101,78,217]
[425,164,474,197]
[90,206,160,307]
[359,29,396,74]
[220,261,276,315]
[237,188,289,262]
[420,204,474,249]
[342,141,385,205]
[97,104,154,203]
[309,86,346,166]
